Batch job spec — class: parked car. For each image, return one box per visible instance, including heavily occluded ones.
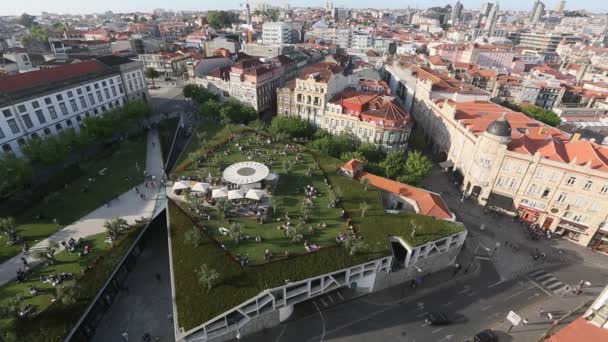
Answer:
[425,312,452,326]
[474,329,498,342]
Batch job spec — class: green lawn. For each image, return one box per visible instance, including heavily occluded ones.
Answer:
[0,138,147,263]
[172,119,226,171]
[0,223,146,342]
[169,125,465,331]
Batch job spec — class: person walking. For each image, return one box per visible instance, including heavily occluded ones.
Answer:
[523,318,528,325]
[121,331,129,341]
[538,307,544,317]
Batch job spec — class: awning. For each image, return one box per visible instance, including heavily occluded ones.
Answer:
[191,182,210,193]
[557,219,589,234]
[245,189,265,201]
[172,181,190,191]
[487,192,515,212]
[211,188,228,198]
[439,160,454,169]
[228,189,245,200]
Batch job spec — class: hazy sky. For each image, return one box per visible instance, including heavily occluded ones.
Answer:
[0,0,606,16]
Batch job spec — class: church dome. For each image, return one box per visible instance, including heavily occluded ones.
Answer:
[486,113,511,137]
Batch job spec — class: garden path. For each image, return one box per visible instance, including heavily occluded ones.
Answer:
[0,129,164,286]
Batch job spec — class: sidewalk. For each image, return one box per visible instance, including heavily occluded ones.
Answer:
[0,129,164,286]
[491,291,594,342]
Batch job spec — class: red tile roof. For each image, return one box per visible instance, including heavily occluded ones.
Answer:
[353,170,452,220]
[546,317,608,342]
[340,159,363,173]
[0,60,108,93]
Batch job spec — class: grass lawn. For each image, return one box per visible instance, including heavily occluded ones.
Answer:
[172,119,225,171]
[0,137,147,263]
[0,223,146,342]
[158,117,180,162]
[168,125,465,331]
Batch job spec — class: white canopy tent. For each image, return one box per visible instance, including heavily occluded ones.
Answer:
[245,189,265,201]
[191,182,211,193]
[264,173,277,181]
[223,161,270,185]
[211,188,229,198]
[228,189,245,200]
[172,181,190,191]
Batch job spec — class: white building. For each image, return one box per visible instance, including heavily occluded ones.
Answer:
[262,22,291,45]
[0,58,148,156]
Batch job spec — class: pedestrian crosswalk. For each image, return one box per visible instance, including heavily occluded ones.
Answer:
[314,290,347,308]
[528,269,568,294]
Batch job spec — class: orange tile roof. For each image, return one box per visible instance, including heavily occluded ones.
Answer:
[341,159,363,173]
[356,171,452,220]
[546,317,608,342]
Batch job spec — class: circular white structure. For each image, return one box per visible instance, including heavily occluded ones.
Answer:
[222,161,270,185]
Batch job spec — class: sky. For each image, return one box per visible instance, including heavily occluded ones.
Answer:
[0,0,606,16]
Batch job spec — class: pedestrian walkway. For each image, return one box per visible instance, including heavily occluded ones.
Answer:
[0,129,164,286]
[527,269,568,294]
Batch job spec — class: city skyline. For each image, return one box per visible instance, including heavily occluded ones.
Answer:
[0,0,606,16]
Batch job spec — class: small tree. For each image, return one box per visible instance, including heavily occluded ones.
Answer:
[184,228,204,247]
[360,178,370,191]
[268,197,282,215]
[0,217,22,246]
[57,281,80,305]
[37,240,59,265]
[380,151,407,179]
[145,67,160,88]
[104,217,129,240]
[398,150,433,186]
[343,234,367,256]
[359,201,370,217]
[227,222,243,245]
[0,294,23,318]
[285,223,305,243]
[196,264,220,291]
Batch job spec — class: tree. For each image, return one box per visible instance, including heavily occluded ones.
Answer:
[52,22,68,33]
[207,11,239,29]
[359,201,370,217]
[0,154,32,199]
[199,99,221,119]
[185,228,204,247]
[0,294,23,318]
[268,197,282,215]
[196,264,220,290]
[104,217,129,240]
[270,116,315,139]
[122,101,153,122]
[249,119,267,134]
[19,13,36,28]
[227,222,243,245]
[358,143,385,163]
[340,151,367,164]
[285,223,305,242]
[0,217,21,246]
[216,198,232,219]
[343,234,367,256]
[56,282,80,305]
[36,240,59,265]
[398,150,433,186]
[380,151,407,179]
[22,24,50,45]
[360,177,370,191]
[220,99,257,124]
[145,67,160,88]
[183,84,198,100]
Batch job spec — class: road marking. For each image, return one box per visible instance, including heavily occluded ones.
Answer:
[274,324,288,342]
[319,297,328,307]
[528,270,546,277]
[458,288,470,294]
[443,300,456,306]
[336,292,345,301]
[467,291,476,297]
[536,274,553,282]
[541,277,558,285]
[432,328,444,334]
[488,280,505,288]
[313,301,326,342]
[481,305,493,311]
[547,282,564,290]
[526,276,553,296]
[417,311,429,318]
[504,286,534,301]
[527,293,540,300]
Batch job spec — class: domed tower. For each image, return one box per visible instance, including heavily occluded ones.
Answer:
[466,113,512,198]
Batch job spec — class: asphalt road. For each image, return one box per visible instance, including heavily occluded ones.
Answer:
[243,259,552,342]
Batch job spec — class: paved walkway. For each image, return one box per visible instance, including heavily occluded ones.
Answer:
[0,129,164,286]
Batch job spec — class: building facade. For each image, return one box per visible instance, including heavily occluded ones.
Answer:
[262,22,292,45]
[385,60,608,251]
[0,58,147,156]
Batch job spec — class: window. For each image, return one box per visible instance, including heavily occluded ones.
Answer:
[2,144,12,153]
[17,105,26,113]
[527,184,538,196]
[601,185,608,194]
[111,86,117,97]
[32,100,40,109]
[589,202,599,212]
[55,123,62,131]
[88,94,95,105]
[43,128,51,135]
[21,114,33,129]
[557,192,567,203]
[85,85,91,92]
[30,132,39,139]
[567,177,576,186]
[44,97,52,105]
[102,81,107,87]
[69,99,78,112]
[17,138,25,146]
[66,119,72,127]
[47,106,57,120]
[0,127,4,139]
[79,96,87,108]
[59,102,68,115]
[77,88,83,95]
[118,84,124,94]
[56,94,63,101]
[93,109,99,115]
[584,181,593,191]
[104,88,110,99]
[542,188,550,199]
[7,119,19,134]
[94,83,99,89]
[76,115,82,122]
[96,91,103,102]
[35,110,46,124]
[67,90,73,98]
[2,109,11,118]
[509,179,518,189]
[109,78,114,85]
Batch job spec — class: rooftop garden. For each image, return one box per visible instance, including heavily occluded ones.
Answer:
[168,124,464,332]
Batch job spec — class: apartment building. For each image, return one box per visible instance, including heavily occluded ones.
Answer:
[139,51,192,78]
[429,43,515,71]
[0,58,147,156]
[385,60,608,251]
[516,32,580,53]
[262,22,292,45]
